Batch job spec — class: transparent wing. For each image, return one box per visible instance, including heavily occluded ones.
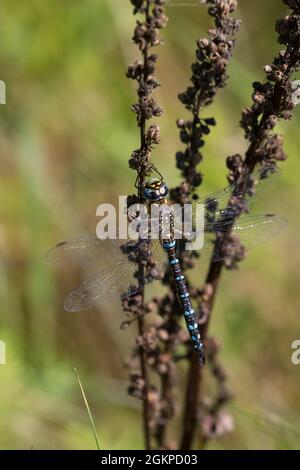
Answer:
[46,236,124,267]
[190,214,287,263]
[172,166,280,225]
[64,239,167,312]
[197,166,280,220]
[46,235,167,312]
[46,235,167,270]
[151,238,168,271]
[64,260,139,311]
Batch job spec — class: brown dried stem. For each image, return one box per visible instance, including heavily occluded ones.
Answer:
[125,0,168,450]
[181,0,300,449]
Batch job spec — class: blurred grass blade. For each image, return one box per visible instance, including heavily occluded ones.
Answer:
[74,368,100,450]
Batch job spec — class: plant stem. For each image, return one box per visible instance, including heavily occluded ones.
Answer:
[180,355,202,449]
[137,313,151,449]
[136,2,150,447]
[74,368,100,451]
[180,0,300,449]
[126,0,168,450]
[174,0,240,449]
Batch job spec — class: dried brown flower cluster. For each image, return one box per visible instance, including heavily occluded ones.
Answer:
[195,0,300,450]
[126,0,167,184]
[124,0,168,451]
[164,0,240,450]
[172,0,240,204]
[239,3,300,174]
[124,0,300,452]
[125,0,168,287]
[126,0,241,451]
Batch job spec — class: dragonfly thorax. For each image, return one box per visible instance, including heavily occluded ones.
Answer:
[142,178,169,202]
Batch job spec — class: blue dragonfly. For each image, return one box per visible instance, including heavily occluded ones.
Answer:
[47,168,287,365]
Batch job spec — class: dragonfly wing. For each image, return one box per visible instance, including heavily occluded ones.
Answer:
[64,259,140,311]
[171,166,280,233]
[46,236,125,267]
[151,239,168,273]
[63,239,167,312]
[176,233,216,264]
[229,213,287,246]
[46,236,163,268]
[195,166,281,221]
[210,214,287,262]
[180,214,287,264]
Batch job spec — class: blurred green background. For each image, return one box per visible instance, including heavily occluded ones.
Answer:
[0,0,300,450]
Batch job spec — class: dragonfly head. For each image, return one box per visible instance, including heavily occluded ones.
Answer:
[142,178,169,202]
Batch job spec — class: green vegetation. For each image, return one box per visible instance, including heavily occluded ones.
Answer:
[0,0,299,449]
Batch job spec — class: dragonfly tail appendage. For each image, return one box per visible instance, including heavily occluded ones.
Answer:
[162,240,205,366]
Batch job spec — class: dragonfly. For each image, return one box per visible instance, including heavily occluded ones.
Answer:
[47,167,287,365]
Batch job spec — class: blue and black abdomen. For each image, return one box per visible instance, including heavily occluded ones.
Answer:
[162,240,205,365]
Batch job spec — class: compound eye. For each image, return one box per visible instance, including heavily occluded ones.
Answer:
[160,184,168,197]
